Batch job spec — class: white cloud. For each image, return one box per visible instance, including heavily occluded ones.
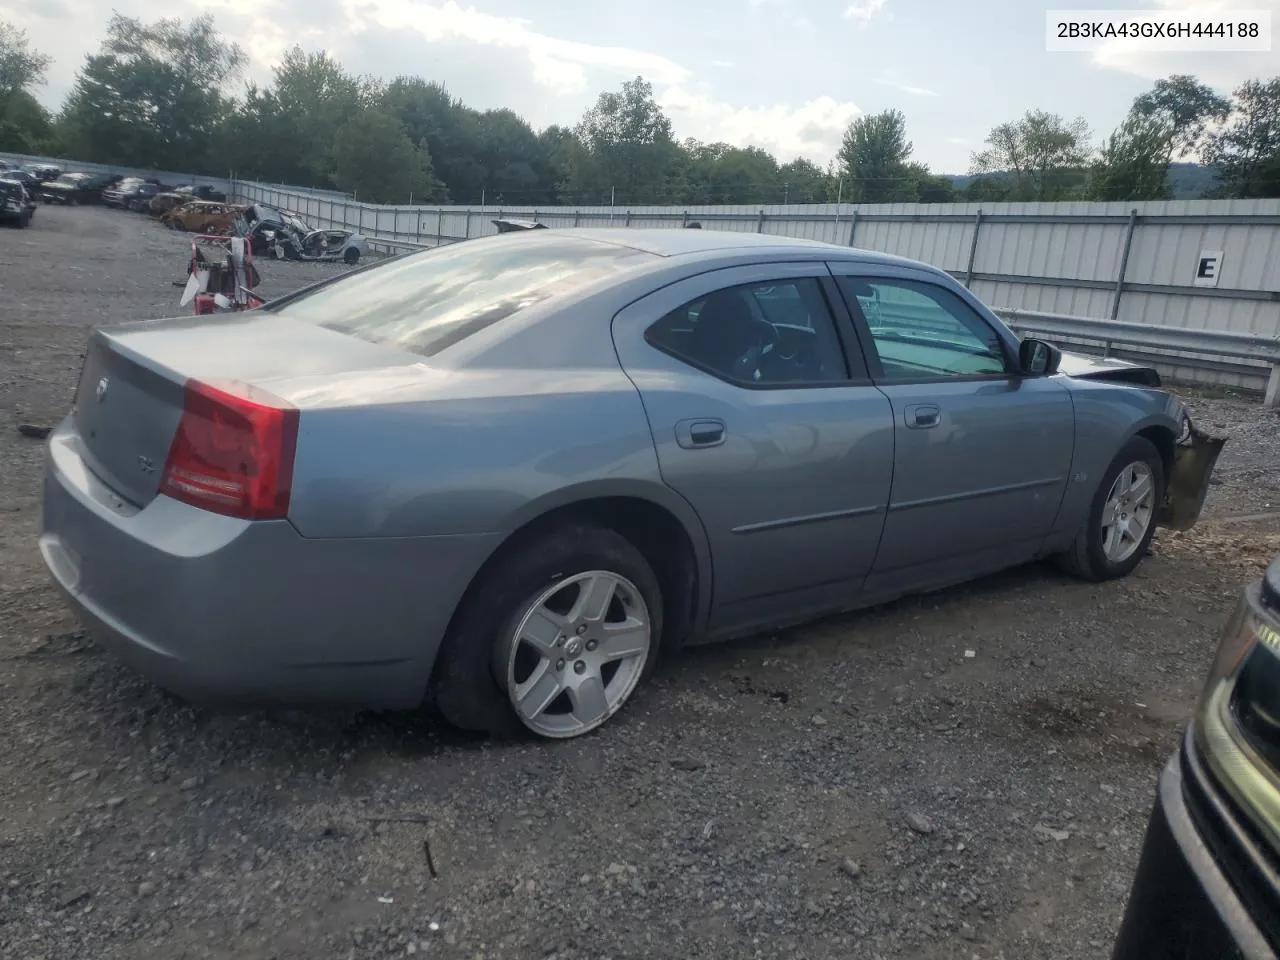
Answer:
[844,0,888,25]
[874,77,938,97]
[661,87,860,162]
[334,0,690,94]
[1090,0,1279,90]
[6,0,857,165]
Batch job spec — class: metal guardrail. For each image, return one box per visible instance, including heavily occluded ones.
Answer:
[364,236,434,254]
[996,308,1280,408]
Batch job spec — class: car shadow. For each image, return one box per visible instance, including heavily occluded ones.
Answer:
[670,557,1068,668]
[48,556,1082,773]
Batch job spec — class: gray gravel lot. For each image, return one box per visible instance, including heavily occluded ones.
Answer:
[3,205,1280,960]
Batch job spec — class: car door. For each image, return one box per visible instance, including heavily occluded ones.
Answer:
[610,261,895,637]
[828,263,1075,593]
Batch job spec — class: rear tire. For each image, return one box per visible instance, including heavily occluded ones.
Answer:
[431,523,663,739]
[1056,436,1164,582]
[343,248,360,264]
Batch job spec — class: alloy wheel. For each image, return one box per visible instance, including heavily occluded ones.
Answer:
[503,570,652,738]
[1101,460,1155,563]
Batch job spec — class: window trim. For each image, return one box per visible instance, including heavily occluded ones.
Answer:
[642,274,870,391]
[833,273,1021,386]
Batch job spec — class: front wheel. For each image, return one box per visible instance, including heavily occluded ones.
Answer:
[432,524,663,739]
[1057,436,1164,582]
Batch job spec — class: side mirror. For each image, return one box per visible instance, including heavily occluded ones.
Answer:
[1018,337,1061,376]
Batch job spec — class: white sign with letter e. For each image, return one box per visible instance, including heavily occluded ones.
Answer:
[1193,250,1223,288]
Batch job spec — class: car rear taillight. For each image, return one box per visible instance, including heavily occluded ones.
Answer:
[160,379,299,520]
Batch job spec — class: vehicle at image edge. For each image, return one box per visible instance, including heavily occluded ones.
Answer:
[38,228,1227,742]
[39,171,113,205]
[103,178,164,211]
[0,178,34,228]
[1111,553,1280,960]
[1,169,43,197]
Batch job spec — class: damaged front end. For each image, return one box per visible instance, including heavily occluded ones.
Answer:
[1158,416,1228,531]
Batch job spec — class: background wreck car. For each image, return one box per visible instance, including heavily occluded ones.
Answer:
[38,229,1224,742]
[161,200,247,234]
[0,178,34,228]
[103,177,164,210]
[148,184,227,217]
[238,204,369,263]
[39,171,113,205]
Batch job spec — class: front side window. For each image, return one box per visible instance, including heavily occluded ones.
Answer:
[645,278,850,385]
[270,232,655,357]
[838,277,1009,380]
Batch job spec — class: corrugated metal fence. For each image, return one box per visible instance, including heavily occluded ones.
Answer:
[235,181,1280,393]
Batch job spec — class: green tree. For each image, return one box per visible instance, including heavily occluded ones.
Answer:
[1089,111,1174,201]
[911,168,957,203]
[382,77,483,201]
[472,108,560,204]
[331,109,442,203]
[570,76,685,204]
[58,14,244,172]
[0,89,51,152]
[0,20,52,154]
[537,124,578,201]
[0,20,50,98]
[0,22,52,152]
[271,48,375,185]
[1132,74,1231,168]
[1089,75,1230,201]
[1205,77,1280,199]
[836,109,917,202]
[682,140,780,203]
[971,109,1092,200]
[777,157,834,202]
[962,175,1013,202]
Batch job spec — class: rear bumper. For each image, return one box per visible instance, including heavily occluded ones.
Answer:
[40,419,498,710]
[1111,730,1278,960]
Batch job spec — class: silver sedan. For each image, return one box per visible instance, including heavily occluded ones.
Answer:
[39,228,1225,739]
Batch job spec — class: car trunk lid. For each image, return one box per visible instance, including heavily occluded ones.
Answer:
[71,313,423,507]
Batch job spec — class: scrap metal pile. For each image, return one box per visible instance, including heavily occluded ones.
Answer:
[180,235,265,314]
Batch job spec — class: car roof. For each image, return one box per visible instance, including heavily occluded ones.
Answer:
[563,226,930,270]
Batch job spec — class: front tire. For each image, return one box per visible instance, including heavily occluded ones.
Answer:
[432,523,663,739]
[1057,436,1164,582]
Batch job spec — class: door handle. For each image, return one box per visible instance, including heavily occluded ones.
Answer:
[675,418,726,449]
[905,403,940,429]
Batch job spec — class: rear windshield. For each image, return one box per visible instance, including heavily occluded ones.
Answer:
[269,232,655,357]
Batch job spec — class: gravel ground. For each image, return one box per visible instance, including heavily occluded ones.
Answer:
[3,205,1280,960]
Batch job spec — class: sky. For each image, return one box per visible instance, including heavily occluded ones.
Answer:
[2,0,1276,174]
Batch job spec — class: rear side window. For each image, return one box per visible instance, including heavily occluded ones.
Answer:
[271,233,654,357]
[645,278,851,385]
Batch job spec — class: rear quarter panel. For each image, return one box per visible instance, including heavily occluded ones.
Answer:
[278,368,672,541]
[1049,378,1185,546]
